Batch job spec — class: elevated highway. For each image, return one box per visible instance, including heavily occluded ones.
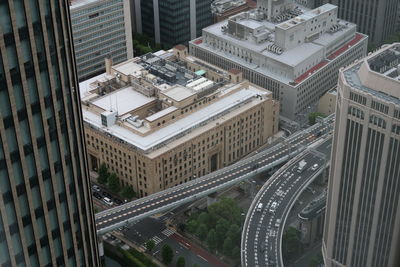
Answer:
[95,116,334,235]
[241,137,332,267]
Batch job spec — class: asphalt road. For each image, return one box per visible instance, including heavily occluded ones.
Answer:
[242,138,332,267]
[95,116,334,234]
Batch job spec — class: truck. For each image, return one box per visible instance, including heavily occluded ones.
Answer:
[297,160,307,173]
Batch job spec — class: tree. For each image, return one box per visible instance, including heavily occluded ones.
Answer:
[196,223,208,241]
[186,220,198,233]
[122,185,136,200]
[206,229,217,251]
[308,112,326,125]
[97,163,109,184]
[176,256,185,267]
[223,237,234,257]
[231,246,240,260]
[108,172,120,193]
[145,240,155,252]
[215,219,229,248]
[282,227,302,260]
[161,244,174,265]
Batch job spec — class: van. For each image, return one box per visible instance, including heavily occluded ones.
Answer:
[256,203,263,212]
[103,197,113,206]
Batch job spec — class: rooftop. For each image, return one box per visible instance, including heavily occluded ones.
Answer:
[343,43,400,105]
[191,2,366,86]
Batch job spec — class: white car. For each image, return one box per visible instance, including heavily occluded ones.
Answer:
[311,164,319,171]
[92,185,101,192]
[256,203,263,212]
[103,197,113,206]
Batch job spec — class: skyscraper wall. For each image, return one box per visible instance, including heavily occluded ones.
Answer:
[0,1,99,266]
[323,43,400,267]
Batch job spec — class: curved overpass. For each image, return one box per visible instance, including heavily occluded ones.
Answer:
[95,116,334,235]
[241,137,332,267]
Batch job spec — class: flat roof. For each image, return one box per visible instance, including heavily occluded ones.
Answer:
[146,106,178,122]
[91,87,156,115]
[162,85,195,102]
[113,60,144,77]
[83,87,268,152]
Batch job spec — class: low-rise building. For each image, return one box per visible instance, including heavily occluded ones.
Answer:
[70,0,134,81]
[190,0,368,120]
[80,52,279,197]
[317,88,337,116]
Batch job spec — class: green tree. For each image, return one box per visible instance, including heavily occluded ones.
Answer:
[196,223,208,241]
[206,229,217,251]
[122,185,136,200]
[97,163,109,184]
[197,212,209,226]
[226,224,240,244]
[308,112,326,125]
[108,173,120,193]
[176,256,185,267]
[282,227,302,260]
[215,219,229,248]
[231,246,240,260]
[161,244,174,265]
[145,239,155,252]
[186,220,198,233]
[192,265,199,267]
[223,237,234,257]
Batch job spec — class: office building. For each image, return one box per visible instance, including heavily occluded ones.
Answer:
[317,88,337,116]
[133,0,213,47]
[189,0,368,120]
[211,0,256,23]
[70,0,134,81]
[323,43,400,267]
[294,0,329,9]
[80,51,279,197]
[0,1,99,267]
[328,0,398,45]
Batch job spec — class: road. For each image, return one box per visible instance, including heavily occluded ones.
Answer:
[241,137,332,267]
[95,116,334,235]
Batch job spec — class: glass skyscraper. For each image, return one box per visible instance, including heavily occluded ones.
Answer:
[0,1,99,266]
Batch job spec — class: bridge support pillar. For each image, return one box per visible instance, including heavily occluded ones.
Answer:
[98,236,105,266]
[207,192,218,206]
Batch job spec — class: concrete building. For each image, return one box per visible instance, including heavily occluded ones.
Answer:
[189,0,368,120]
[323,43,400,267]
[133,0,213,48]
[328,0,398,45]
[0,1,99,266]
[80,51,279,197]
[318,88,337,115]
[294,0,329,9]
[211,0,256,23]
[298,191,327,246]
[70,0,133,81]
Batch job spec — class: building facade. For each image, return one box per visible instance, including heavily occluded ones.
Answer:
[189,0,368,120]
[0,1,99,267]
[80,52,279,197]
[211,0,256,23]
[323,43,400,267]
[328,0,398,45]
[134,0,213,48]
[70,0,133,81]
[318,88,337,116]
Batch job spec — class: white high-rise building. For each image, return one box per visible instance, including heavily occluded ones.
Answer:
[323,43,400,267]
[189,0,368,120]
[70,0,133,81]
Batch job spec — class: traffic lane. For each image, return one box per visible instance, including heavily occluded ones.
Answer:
[97,122,333,230]
[246,154,326,266]
[96,150,293,229]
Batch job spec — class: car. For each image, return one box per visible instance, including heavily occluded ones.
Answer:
[103,197,113,206]
[259,241,266,252]
[114,198,123,205]
[102,191,111,198]
[93,192,102,200]
[311,163,319,171]
[256,203,263,212]
[275,219,281,228]
[92,185,101,192]
[269,201,277,213]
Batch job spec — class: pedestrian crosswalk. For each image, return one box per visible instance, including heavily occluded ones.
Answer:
[151,236,163,245]
[162,228,175,237]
